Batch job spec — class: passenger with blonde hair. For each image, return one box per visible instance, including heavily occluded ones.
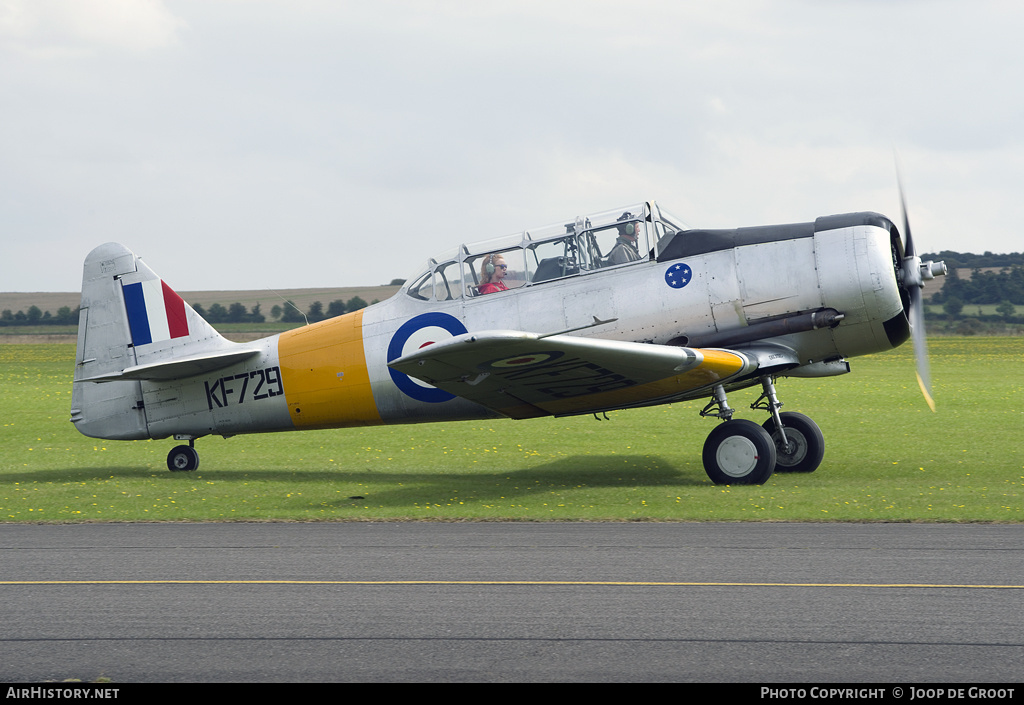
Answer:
[478,253,509,294]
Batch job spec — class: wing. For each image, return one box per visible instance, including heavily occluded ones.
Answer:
[387,330,758,419]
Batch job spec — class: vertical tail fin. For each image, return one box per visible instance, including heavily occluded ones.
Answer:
[71,243,232,440]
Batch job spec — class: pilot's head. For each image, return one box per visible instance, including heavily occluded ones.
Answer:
[481,253,507,283]
[616,212,637,240]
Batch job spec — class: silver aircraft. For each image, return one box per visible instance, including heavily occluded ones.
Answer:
[71,198,945,485]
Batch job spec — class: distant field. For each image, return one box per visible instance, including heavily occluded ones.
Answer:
[0,285,402,318]
[1,338,1020,523]
[924,304,1013,317]
[0,286,403,342]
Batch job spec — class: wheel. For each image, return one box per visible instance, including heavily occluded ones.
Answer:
[762,412,824,473]
[702,419,776,485]
[167,445,199,472]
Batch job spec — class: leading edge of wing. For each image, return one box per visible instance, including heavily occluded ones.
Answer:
[387,330,757,419]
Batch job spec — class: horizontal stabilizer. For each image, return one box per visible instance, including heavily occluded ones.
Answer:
[79,347,262,382]
[72,242,266,441]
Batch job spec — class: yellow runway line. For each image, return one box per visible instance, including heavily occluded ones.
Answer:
[2,580,1024,589]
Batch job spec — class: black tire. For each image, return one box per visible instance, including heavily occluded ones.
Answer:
[762,412,824,473]
[167,445,199,472]
[702,419,776,485]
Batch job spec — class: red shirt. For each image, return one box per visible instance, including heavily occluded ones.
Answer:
[478,281,509,295]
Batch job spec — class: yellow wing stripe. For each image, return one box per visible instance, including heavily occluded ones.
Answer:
[278,309,382,429]
[500,348,746,417]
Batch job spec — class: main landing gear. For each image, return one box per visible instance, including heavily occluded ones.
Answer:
[167,437,199,472]
[699,376,824,485]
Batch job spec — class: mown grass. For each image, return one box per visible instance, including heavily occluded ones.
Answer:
[1,339,1021,523]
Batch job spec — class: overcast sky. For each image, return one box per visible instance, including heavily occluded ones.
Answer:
[2,0,1022,293]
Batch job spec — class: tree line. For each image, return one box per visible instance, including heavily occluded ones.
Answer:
[271,296,370,323]
[1,296,373,327]
[928,266,1024,306]
[1,305,80,326]
[921,251,1024,270]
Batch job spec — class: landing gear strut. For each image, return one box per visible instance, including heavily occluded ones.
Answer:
[699,377,824,484]
[751,376,824,474]
[762,412,824,473]
[700,383,776,485]
[167,438,199,472]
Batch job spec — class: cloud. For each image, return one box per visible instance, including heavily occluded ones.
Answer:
[2,1,1024,292]
[0,0,186,57]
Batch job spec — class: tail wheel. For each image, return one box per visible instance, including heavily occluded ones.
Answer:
[702,419,776,485]
[762,412,824,473]
[167,445,199,472]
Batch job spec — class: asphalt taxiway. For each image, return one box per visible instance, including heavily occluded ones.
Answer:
[2,522,1022,682]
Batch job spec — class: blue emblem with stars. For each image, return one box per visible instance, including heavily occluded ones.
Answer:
[665,262,693,289]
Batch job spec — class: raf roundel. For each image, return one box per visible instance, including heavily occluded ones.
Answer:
[665,262,693,289]
[387,312,468,403]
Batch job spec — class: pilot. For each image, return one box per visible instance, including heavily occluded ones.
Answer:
[606,212,642,265]
[478,253,510,294]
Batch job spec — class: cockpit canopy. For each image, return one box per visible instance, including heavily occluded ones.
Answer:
[405,200,688,301]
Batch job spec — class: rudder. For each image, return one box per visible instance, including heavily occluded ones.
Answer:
[70,243,231,440]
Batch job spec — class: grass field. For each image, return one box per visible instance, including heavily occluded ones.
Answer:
[1,339,1021,523]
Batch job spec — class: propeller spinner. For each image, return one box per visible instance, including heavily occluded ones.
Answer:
[897,174,947,411]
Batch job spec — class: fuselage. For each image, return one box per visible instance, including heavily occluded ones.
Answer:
[72,204,910,442]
